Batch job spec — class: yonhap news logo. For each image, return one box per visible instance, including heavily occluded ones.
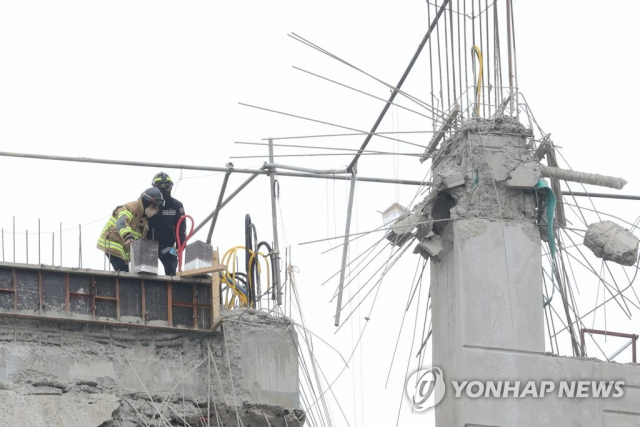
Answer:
[406,367,624,411]
[405,367,446,411]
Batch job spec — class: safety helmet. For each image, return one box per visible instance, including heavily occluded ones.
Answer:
[152,172,173,191]
[141,187,165,206]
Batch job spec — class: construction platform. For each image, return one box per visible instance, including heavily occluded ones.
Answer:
[0,261,221,332]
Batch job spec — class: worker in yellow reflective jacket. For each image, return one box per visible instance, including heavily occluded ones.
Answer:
[97,188,165,272]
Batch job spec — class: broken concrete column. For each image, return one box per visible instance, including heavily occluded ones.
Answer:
[584,220,639,266]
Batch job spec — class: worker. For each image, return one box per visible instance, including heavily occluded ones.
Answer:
[97,188,165,272]
[147,172,186,276]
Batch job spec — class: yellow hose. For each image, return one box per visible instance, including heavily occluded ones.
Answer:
[220,246,271,309]
[471,45,483,117]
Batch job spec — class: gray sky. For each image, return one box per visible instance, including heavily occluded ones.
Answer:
[0,1,638,426]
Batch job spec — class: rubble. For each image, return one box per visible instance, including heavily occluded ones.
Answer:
[584,220,639,266]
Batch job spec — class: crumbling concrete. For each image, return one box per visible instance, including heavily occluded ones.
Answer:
[0,308,303,427]
[421,117,640,426]
[584,220,640,266]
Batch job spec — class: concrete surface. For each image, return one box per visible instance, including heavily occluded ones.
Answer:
[0,308,303,426]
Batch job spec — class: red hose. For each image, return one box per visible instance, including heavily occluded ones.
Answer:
[176,215,194,272]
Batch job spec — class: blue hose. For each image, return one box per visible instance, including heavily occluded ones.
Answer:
[534,179,557,307]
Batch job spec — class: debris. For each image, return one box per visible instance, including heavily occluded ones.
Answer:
[441,171,465,189]
[507,164,539,189]
[584,220,639,266]
[414,233,444,261]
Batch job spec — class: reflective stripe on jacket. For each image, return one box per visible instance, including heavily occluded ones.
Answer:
[96,199,149,260]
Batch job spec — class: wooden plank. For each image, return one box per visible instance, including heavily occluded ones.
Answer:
[69,293,91,298]
[211,250,221,329]
[176,265,226,278]
[535,142,547,160]
[167,281,173,327]
[95,296,117,301]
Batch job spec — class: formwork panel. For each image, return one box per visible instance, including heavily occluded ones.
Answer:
[70,296,91,315]
[15,270,39,311]
[196,283,210,305]
[69,275,91,294]
[95,276,116,297]
[119,278,142,319]
[0,293,13,311]
[197,307,211,330]
[173,306,192,327]
[172,284,193,303]
[145,281,168,322]
[41,272,65,314]
[0,268,12,289]
[96,300,117,319]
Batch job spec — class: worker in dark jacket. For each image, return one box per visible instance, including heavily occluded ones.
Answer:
[147,172,186,275]
[97,188,164,272]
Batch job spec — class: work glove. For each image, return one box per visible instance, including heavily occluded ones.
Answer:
[123,235,134,247]
[169,247,178,257]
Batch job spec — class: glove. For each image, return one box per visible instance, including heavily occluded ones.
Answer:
[169,247,177,257]
[123,235,134,247]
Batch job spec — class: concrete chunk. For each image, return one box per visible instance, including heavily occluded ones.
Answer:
[413,233,444,261]
[584,220,639,266]
[507,165,539,189]
[442,171,465,189]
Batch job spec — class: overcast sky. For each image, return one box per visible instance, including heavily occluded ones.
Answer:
[0,1,638,426]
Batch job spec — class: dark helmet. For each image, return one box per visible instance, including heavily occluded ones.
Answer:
[141,187,165,206]
[152,172,173,192]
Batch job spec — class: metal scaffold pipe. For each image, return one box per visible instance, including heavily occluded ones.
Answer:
[0,151,429,186]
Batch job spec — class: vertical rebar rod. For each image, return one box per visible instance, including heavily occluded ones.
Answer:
[448,0,457,103]
[485,0,490,116]
[463,0,469,118]
[478,0,485,117]
[443,0,451,109]
[509,0,519,118]
[60,223,62,266]
[38,219,41,264]
[1,228,4,262]
[506,0,514,114]
[12,217,15,263]
[26,230,28,264]
[52,233,54,265]
[334,172,357,327]
[79,224,82,268]
[457,0,463,110]
[427,1,436,131]
[436,0,444,115]
[268,139,283,305]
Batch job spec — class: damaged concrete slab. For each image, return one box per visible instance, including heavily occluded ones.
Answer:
[0,308,303,427]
